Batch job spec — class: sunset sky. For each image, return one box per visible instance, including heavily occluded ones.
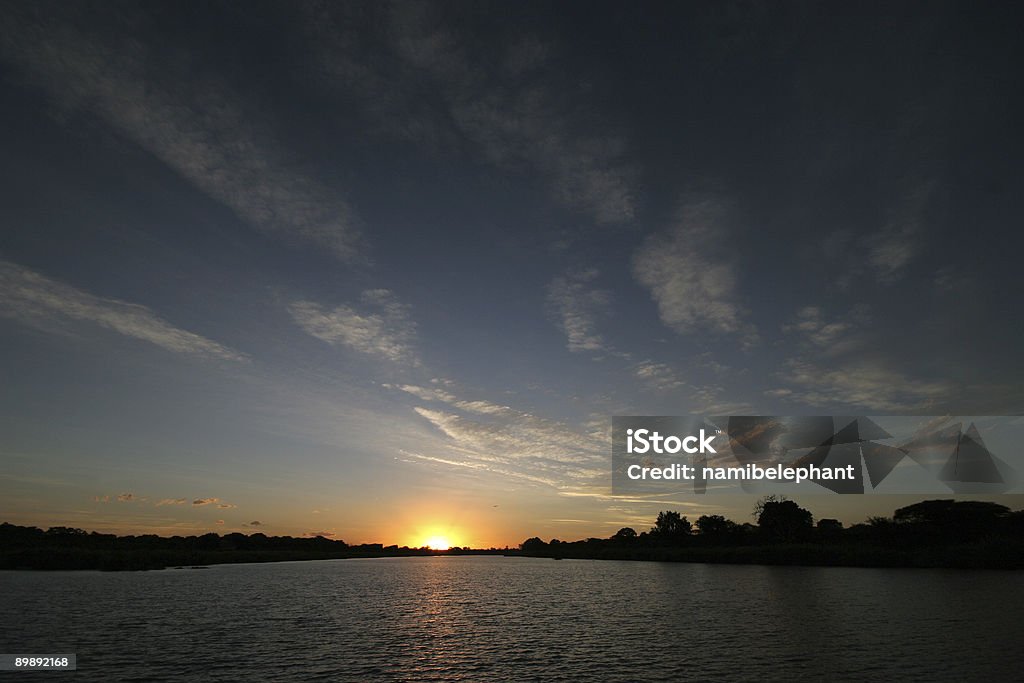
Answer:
[1,1,1021,547]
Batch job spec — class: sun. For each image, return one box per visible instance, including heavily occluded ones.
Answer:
[424,536,451,550]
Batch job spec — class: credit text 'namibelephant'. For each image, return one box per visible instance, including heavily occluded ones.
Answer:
[624,428,857,484]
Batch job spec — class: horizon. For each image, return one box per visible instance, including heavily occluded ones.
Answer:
[6,493,1023,551]
[2,2,1023,549]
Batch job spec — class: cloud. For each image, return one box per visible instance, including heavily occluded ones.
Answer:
[782,306,862,356]
[289,290,417,364]
[546,269,610,353]
[94,492,145,503]
[412,406,602,467]
[770,302,968,410]
[215,520,225,525]
[777,358,951,411]
[452,399,511,416]
[0,260,246,362]
[633,361,685,392]
[687,385,754,415]
[633,200,749,338]
[246,521,263,527]
[0,6,363,262]
[864,184,932,283]
[390,383,512,416]
[394,379,612,493]
[867,230,917,282]
[304,3,636,226]
[389,384,457,403]
[157,497,232,508]
[545,268,692,395]
[306,531,334,538]
[764,388,793,398]
[451,95,636,225]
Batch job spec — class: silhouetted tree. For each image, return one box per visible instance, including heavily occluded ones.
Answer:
[520,537,548,553]
[196,532,220,550]
[816,518,843,541]
[757,499,813,542]
[612,527,638,542]
[652,511,692,540]
[696,515,736,537]
[894,499,1009,526]
[893,499,1010,542]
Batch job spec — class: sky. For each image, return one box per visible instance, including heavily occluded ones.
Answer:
[1,1,1022,548]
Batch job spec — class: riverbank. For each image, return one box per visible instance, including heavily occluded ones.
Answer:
[0,547,510,571]
[0,522,508,571]
[6,541,1022,572]
[519,539,1024,570]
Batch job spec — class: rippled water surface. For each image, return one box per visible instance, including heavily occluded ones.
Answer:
[2,557,1022,681]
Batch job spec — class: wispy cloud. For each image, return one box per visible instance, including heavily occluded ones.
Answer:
[545,268,692,395]
[304,3,636,226]
[777,358,951,411]
[0,6,363,262]
[390,383,511,416]
[383,379,608,492]
[782,306,864,356]
[633,360,685,392]
[157,496,234,508]
[94,492,145,503]
[0,260,246,362]
[412,404,603,469]
[546,269,610,353]
[864,183,933,283]
[771,302,956,411]
[633,200,751,339]
[289,290,417,364]
[388,384,457,403]
[450,93,636,225]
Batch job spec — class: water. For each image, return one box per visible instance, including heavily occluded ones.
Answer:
[1,557,1021,681]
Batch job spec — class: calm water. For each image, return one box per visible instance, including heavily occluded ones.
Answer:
[2,557,1022,681]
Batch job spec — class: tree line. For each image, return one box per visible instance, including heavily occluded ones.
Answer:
[519,498,1024,569]
[0,524,502,571]
[3,498,1021,571]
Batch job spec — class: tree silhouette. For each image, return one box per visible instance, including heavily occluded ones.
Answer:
[756,499,813,542]
[520,537,548,553]
[894,499,1009,526]
[894,499,1011,542]
[652,511,692,540]
[696,514,736,537]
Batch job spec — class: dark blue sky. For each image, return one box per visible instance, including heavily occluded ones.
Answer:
[0,1,1021,544]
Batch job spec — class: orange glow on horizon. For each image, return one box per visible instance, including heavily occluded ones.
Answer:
[376,497,516,548]
[423,536,451,550]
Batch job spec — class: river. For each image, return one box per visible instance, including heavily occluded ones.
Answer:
[2,556,1021,681]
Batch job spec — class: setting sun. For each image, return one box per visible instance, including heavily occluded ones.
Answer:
[424,536,451,550]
